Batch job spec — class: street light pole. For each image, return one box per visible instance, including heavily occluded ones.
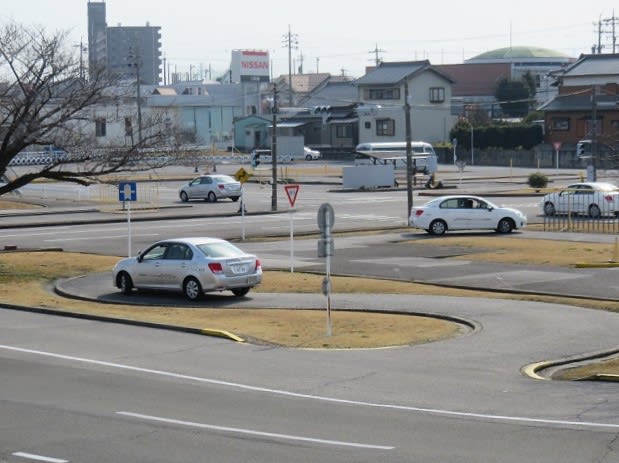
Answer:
[271,83,278,211]
[404,81,413,220]
[591,85,598,181]
[128,47,143,145]
[470,124,474,166]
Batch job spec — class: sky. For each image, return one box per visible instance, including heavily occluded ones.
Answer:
[2,1,619,80]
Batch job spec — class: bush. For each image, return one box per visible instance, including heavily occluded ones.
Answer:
[528,172,548,189]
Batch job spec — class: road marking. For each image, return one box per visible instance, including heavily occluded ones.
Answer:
[12,452,68,463]
[44,233,159,243]
[116,411,393,450]
[1,344,618,431]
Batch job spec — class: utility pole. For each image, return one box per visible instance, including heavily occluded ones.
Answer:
[404,81,414,220]
[127,46,143,145]
[271,83,278,211]
[283,25,298,107]
[368,43,386,67]
[591,85,599,181]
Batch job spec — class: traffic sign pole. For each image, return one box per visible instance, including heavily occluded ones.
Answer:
[317,203,335,337]
[241,186,245,241]
[119,182,137,257]
[284,184,300,272]
[289,210,294,272]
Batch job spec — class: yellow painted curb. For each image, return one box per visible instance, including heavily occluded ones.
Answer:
[521,362,552,380]
[201,328,245,343]
[574,262,619,268]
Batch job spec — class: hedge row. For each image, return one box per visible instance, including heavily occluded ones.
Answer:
[450,124,544,150]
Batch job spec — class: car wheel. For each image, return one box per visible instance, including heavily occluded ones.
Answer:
[496,218,514,233]
[207,191,217,203]
[305,154,312,161]
[588,204,602,219]
[117,272,133,295]
[231,287,250,297]
[231,196,240,202]
[429,220,447,235]
[183,277,202,300]
[543,202,556,216]
[180,191,189,202]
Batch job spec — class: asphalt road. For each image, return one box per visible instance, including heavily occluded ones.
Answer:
[1,299,618,462]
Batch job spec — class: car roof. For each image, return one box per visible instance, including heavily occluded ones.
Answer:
[157,237,228,246]
[568,182,618,188]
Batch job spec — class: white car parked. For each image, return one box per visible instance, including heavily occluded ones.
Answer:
[303,146,321,160]
[409,195,527,235]
[541,182,619,218]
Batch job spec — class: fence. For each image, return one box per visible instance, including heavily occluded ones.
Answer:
[542,192,619,233]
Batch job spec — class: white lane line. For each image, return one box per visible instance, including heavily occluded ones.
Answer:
[2,345,618,431]
[116,411,393,450]
[12,452,68,463]
[44,233,159,243]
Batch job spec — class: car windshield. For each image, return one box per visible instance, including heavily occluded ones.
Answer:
[197,241,246,258]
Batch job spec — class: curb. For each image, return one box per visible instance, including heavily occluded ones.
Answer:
[522,348,619,381]
[0,302,246,343]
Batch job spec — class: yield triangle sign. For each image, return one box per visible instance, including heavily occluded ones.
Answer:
[284,184,300,207]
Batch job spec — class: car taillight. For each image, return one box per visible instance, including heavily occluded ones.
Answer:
[255,259,261,271]
[414,210,424,217]
[604,195,614,203]
[218,184,225,190]
[208,262,223,273]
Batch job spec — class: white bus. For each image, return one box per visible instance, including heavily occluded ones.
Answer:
[354,141,437,173]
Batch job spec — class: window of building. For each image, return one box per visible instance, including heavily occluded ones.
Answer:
[550,118,569,131]
[336,125,352,138]
[584,118,602,136]
[367,88,400,100]
[95,118,107,137]
[364,121,371,130]
[429,87,445,103]
[376,118,395,136]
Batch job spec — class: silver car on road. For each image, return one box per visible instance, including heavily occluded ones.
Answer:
[113,237,262,300]
[179,174,242,202]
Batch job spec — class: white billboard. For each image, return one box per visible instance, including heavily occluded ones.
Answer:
[231,50,270,83]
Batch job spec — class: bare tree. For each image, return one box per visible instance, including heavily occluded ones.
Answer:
[0,22,174,196]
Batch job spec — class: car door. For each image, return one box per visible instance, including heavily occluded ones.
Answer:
[133,243,168,287]
[556,184,579,214]
[467,198,496,229]
[186,177,204,200]
[439,198,468,230]
[157,243,193,290]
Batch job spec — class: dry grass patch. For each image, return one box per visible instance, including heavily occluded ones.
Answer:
[410,236,615,267]
[0,199,41,210]
[552,358,619,381]
[0,251,463,348]
[0,249,617,352]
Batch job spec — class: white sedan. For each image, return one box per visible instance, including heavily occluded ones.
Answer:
[409,195,527,235]
[541,182,619,218]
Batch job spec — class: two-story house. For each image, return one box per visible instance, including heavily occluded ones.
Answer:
[354,60,456,144]
[539,53,619,151]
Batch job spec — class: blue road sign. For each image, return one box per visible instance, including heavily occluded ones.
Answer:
[118,181,137,202]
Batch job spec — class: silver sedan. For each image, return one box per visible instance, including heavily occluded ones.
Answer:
[113,237,262,300]
[179,174,242,202]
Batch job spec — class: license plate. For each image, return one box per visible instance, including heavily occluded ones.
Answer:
[231,264,248,274]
